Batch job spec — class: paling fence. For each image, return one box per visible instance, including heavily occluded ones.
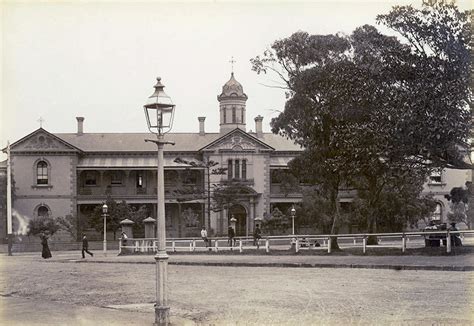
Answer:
[119,230,474,255]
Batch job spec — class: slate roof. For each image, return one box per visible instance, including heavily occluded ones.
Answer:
[55,131,302,153]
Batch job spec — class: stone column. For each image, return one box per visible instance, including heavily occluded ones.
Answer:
[120,219,134,238]
[144,217,156,238]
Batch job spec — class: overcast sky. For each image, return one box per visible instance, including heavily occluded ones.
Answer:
[1,1,470,160]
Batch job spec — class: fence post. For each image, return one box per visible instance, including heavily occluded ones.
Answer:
[446,230,451,253]
[193,239,196,252]
[402,234,406,253]
[362,237,367,254]
[172,240,176,252]
[353,238,356,245]
[323,239,327,247]
[265,238,270,253]
[239,239,243,253]
[189,240,193,252]
[328,237,332,254]
[295,238,299,253]
[215,239,219,252]
[119,239,122,255]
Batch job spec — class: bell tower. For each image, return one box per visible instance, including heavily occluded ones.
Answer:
[218,72,248,134]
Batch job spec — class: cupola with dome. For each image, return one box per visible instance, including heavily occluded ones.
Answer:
[218,72,248,133]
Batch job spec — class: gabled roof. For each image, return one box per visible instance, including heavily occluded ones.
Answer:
[54,130,302,153]
[199,128,275,152]
[6,128,83,154]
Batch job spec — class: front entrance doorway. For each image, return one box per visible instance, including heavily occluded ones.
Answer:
[230,204,247,236]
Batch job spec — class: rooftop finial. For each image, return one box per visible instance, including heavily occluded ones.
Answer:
[37,116,45,128]
[229,56,236,74]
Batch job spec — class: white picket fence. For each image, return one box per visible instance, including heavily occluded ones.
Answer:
[119,230,474,255]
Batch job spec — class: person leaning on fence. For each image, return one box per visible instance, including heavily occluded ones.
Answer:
[253,225,262,248]
[228,226,235,247]
[201,227,209,247]
[449,223,462,247]
[120,231,128,247]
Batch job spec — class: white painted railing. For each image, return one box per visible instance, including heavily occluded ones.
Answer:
[118,230,474,255]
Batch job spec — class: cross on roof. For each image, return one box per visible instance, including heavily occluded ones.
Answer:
[229,56,236,73]
[37,117,45,128]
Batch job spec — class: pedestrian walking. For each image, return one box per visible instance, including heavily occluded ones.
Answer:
[253,225,262,249]
[82,233,94,258]
[40,232,52,259]
[228,226,235,247]
[201,227,209,247]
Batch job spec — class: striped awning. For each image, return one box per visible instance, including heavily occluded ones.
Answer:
[77,156,195,169]
[270,157,293,167]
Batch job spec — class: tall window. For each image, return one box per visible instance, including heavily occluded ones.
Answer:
[228,160,233,180]
[110,172,122,185]
[232,107,236,123]
[223,107,227,123]
[85,172,97,186]
[37,161,48,185]
[240,108,244,123]
[234,160,240,179]
[432,203,442,221]
[242,159,247,180]
[136,172,143,188]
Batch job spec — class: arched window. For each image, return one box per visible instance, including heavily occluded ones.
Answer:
[232,107,236,123]
[37,161,48,185]
[432,203,442,221]
[37,205,50,217]
[242,159,247,180]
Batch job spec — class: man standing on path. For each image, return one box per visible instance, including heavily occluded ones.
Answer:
[82,233,94,258]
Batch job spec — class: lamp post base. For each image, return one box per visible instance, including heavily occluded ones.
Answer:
[153,305,170,326]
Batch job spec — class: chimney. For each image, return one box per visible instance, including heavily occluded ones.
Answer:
[198,117,206,135]
[254,115,263,138]
[76,117,84,135]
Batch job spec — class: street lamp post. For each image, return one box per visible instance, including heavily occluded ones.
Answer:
[143,77,175,326]
[290,206,296,235]
[102,203,108,256]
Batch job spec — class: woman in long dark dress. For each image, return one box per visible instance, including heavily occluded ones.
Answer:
[40,233,52,259]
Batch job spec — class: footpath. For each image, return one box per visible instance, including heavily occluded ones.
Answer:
[15,249,474,271]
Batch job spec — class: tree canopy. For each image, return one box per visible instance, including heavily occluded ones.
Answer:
[251,2,471,235]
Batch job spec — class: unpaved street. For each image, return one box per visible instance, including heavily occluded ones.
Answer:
[0,254,473,325]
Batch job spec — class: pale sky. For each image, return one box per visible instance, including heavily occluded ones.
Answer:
[1,1,471,160]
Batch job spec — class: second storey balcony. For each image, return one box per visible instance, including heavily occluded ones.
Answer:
[77,169,205,200]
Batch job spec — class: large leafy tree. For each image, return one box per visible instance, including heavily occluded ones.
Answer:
[174,156,227,232]
[90,196,131,240]
[251,2,471,244]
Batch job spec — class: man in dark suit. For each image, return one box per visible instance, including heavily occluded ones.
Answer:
[82,233,94,258]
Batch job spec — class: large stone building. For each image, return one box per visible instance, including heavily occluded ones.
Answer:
[1,73,471,242]
[1,73,303,241]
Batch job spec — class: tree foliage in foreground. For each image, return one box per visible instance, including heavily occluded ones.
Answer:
[27,216,61,238]
[251,2,471,238]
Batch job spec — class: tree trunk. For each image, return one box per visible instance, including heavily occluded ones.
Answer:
[367,215,378,245]
[329,189,340,250]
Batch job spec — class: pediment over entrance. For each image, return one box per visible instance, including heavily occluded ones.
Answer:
[9,128,81,153]
[199,128,274,153]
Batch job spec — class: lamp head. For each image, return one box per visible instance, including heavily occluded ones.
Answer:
[144,77,175,135]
